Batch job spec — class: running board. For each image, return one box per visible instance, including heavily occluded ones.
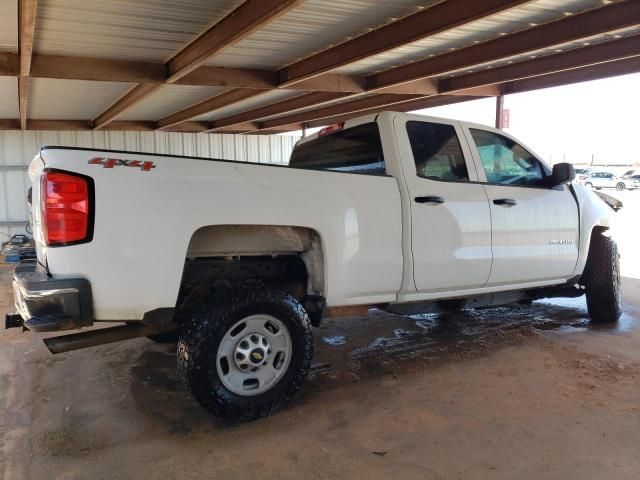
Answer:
[43,323,174,354]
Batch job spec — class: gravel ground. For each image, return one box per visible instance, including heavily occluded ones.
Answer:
[1,191,639,480]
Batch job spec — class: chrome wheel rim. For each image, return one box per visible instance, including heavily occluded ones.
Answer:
[216,314,292,396]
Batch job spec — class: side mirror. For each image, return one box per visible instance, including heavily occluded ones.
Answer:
[546,163,575,187]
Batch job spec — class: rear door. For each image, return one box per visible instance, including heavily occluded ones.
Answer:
[462,126,579,286]
[602,172,617,188]
[394,116,493,293]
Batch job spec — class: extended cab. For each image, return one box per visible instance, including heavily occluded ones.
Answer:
[8,112,621,421]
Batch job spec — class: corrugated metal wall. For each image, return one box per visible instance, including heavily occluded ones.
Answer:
[0,130,300,237]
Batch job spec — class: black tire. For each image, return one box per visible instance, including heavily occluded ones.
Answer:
[585,182,593,189]
[616,182,625,191]
[177,286,313,422]
[582,231,622,323]
[147,330,180,343]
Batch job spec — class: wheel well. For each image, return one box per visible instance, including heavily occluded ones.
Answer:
[580,225,609,284]
[174,225,326,324]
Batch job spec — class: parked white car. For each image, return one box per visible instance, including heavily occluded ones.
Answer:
[8,111,621,421]
[620,173,640,190]
[579,171,631,190]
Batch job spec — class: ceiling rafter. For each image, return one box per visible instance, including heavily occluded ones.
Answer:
[440,35,640,93]
[3,0,638,134]
[18,0,37,130]
[165,0,304,83]
[91,0,304,130]
[93,84,163,130]
[4,54,638,135]
[278,0,531,86]
[164,0,638,135]
[205,92,353,132]
[18,54,369,93]
[259,93,426,130]
[503,56,640,94]
[156,88,264,130]
[252,34,640,131]
[304,95,483,129]
[367,0,640,91]
[78,0,526,133]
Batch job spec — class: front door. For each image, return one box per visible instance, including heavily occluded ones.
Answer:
[395,116,493,293]
[463,127,579,286]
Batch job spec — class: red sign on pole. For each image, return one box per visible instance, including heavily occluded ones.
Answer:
[502,109,510,128]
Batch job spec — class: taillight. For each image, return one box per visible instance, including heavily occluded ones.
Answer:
[41,170,93,246]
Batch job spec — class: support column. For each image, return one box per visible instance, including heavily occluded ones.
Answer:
[495,95,504,129]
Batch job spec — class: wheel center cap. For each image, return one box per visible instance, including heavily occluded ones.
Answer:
[233,333,271,370]
[250,348,265,364]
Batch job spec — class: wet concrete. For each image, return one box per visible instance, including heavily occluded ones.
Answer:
[2,255,640,479]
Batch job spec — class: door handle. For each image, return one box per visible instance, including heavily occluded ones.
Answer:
[415,195,444,204]
[493,198,517,206]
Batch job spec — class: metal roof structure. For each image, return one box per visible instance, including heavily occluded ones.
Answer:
[0,0,638,134]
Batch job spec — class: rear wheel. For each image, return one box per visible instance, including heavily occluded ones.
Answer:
[585,182,593,189]
[581,231,622,323]
[178,286,313,422]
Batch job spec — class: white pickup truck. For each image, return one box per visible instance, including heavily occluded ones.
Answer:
[8,111,621,421]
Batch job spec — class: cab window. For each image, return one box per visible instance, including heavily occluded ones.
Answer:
[406,121,469,182]
[470,129,548,187]
[288,123,386,175]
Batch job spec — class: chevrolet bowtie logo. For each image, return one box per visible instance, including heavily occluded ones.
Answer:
[252,352,263,361]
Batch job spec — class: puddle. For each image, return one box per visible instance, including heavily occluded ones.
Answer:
[309,295,639,386]
[322,335,347,346]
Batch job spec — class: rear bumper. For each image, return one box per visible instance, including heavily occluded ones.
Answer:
[10,262,93,332]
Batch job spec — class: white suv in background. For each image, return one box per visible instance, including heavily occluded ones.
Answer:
[580,171,629,190]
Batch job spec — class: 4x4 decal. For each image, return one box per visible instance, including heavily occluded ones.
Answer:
[88,157,156,172]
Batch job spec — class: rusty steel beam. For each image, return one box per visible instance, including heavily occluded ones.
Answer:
[161,121,211,133]
[30,54,167,83]
[279,0,530,86]
[503,56,640,94]
[0,119,21,130]
[18,0,38,130]
[440,35,640,93]
[19,0,37,76]
[26,55,370,93]
[93,84,163,130]
[156,88,263,130]
[259,93,425,130]
[368,1,640,91]
[0,52,19,76]
[93,0,302,129]
[206,92,351,132]
[304,95,481,129]
[166,0,303,83]
[27,120,93,130]
[18,77,29,131]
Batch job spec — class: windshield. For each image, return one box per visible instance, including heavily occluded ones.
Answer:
[288,123,386,175]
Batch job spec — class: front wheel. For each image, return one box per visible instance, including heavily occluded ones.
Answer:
[616,182,625,191]
[581,232,622,323]
[584,182,593,189]
[178,286,313,422]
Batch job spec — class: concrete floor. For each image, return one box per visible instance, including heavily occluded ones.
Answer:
[2,191,639,480]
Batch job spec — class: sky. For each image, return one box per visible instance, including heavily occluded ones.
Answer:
[415,72,640,167]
